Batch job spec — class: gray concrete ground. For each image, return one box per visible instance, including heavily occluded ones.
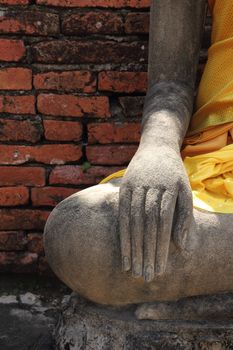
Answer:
[0,275,70,350]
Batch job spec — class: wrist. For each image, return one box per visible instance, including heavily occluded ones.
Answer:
[140,112,182,152]
[141,81,194,150]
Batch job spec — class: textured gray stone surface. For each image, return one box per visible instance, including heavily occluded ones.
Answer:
[2,278,233,350]
[56,294,233,350]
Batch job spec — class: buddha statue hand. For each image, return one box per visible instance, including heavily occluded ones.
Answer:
[119,83,194,283]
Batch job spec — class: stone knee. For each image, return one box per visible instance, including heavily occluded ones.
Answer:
[44,182,126,304]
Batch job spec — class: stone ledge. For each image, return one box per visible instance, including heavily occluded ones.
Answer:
[56,294,233,350]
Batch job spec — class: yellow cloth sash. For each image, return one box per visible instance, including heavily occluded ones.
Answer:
[184,144,233,213]
[100,170,126,184]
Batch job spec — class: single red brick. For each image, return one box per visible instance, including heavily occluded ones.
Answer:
[38,94,110,118]
[0,10,59,35]
[27,233,44,254]
[0,95,35,114]
[0,117,42,143]
[88,122,141,144]
[31,40,148,65]
[31,187,78,206]
[0,209,49,230]
[49,165,123,185]
[0,144,82,165]
[86,145,138,165]
[125,12,149,34]
[0,0,28,4]
[78,96,110,118]
[98,71,147,93]
[0,68,32,90]
[0,252,38,273]
[36,0,150,8]
[34,70,96,93]
[0,166,45,186]
[0,39,25,62]
[0,186,29,206]
[62,11,123,35]
[43,120,82,141]
[0,231,27,251]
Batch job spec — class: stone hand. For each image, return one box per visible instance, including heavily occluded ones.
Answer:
[119,144,193,282]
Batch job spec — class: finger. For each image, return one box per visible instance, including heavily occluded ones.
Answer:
[172,183,193,249]
[131,187,146,278]
[155,189,177,276]
[143,188,160,283]
[119,187,132,271]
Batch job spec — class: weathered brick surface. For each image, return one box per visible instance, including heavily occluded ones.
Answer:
[125,12,149,34]
[0,187,29,206]
[49,166,123,185]
[0,39,25,61]
[31,40,148,64]
[0,231,27,251]
[119,96,145,117]
[43,120,82,141]
[36,0,150,8]
[0,209,49,230]
[88,122,141,144]
[0,95,35,114]
[27,233,44,254]
[0,68,32,90]
[38,94,110,118]
[86,145,138,165]
[0,0,210,274]
[98,71,147,93]
[34,71,96,93]
[62,12,124,35]
[0,167,45,186]
[0,117,43,143]
[0,144,82,165]
[0,0,28,4]
[0,10,59,35]
[31,187,78,206]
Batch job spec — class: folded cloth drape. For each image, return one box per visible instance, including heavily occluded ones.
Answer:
[187,0,233,136]
[181,0,233,213]
[184,144,233,213]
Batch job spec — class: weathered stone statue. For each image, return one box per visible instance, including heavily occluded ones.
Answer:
[44,0,233,313]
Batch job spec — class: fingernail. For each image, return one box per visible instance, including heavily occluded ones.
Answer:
[123,256,131,271]
[145,265,154,283]
[133,263,142,277]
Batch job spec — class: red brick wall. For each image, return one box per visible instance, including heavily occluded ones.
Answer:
[0,0,210,274]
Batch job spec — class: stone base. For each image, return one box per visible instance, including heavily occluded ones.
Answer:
[56,294,233,350]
